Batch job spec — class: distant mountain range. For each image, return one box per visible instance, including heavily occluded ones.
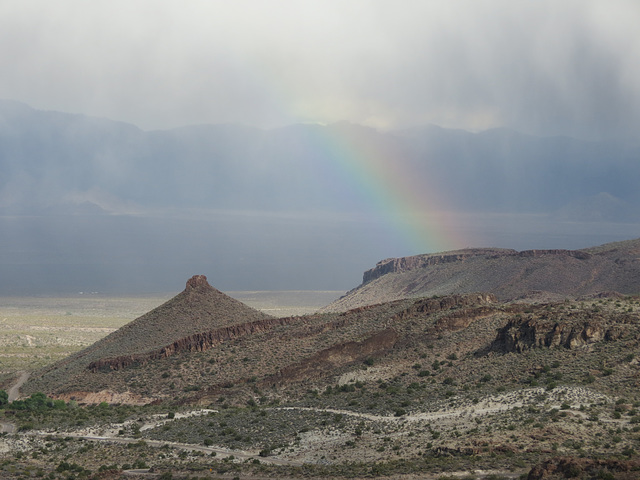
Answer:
[1,100,640,293]
[2,100,639,218]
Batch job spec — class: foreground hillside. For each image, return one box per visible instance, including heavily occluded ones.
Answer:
[6,274,639,478]
[323,238,640,312]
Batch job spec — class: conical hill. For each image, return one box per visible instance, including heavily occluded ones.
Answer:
[81,275,272,358]
[25,275,271,396]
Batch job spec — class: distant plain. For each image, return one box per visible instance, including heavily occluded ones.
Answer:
[0,290,343,374]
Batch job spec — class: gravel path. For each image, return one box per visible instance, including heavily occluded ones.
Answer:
[276,386,611,424]
[7,371,29,402]
[1,371,30,433]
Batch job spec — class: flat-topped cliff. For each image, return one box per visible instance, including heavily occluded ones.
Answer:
[324,239,640,312]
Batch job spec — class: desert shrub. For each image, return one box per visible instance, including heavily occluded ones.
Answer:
[259,448,271,457]
[621,446,636,457]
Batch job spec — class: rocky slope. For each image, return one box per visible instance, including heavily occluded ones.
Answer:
[322,238,640,312]
[23,275,272,397]
[23,279,500,401]
[8,275,640,479]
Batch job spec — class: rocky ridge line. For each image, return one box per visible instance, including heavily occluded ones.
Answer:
[88,316,298,372]
[363,248,591,284]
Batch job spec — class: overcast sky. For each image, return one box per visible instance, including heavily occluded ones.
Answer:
[1,0,639,139]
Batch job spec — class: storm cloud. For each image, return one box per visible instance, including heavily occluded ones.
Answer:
[1,1,640,294]
[1,1,639,139]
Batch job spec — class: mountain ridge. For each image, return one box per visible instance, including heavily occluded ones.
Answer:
[322,238,640,312]
[3,100,640,217]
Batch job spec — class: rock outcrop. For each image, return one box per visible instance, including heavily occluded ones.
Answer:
[493,318,605,352]
[88,315,300,372]
[528,456,640,479]
[271,328,399,383]
[491,311,637,353]
[362,249,515,284]
[389,293,497,323]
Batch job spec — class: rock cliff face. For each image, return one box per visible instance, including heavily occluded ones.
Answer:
[362,249,515,284]
[362,249,591,284]
[527,456,640,480]
[493,318,606,352]
[491,312,636,353]
[389,293,497,322]
[88,315,299,372]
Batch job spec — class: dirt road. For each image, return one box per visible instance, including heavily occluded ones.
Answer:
[7,371,29,402]
[31,432,302,466]
[1,371,30,433]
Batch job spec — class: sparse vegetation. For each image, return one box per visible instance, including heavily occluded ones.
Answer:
[1,282,640,479]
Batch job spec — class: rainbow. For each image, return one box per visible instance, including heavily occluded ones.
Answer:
[305,124,467,255]
[239,60,463,254]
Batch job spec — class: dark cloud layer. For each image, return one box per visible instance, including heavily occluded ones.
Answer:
[1,2,639,294]
[1,1,639,139]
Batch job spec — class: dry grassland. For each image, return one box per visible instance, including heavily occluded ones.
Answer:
[0,291,341,375]
[0,295,171,373]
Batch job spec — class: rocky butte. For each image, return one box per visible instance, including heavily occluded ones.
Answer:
[324,238,640,312]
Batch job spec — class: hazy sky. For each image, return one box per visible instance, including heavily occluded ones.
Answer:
[2,1,640,294]
[1,0,639,139]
